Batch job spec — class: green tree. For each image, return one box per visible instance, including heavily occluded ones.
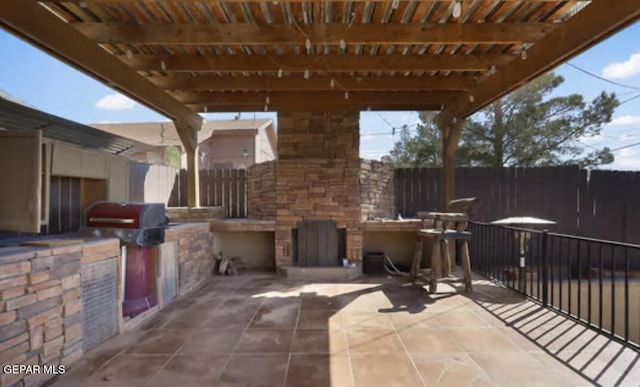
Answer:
[384,72,619,168]
[164,146,181,169]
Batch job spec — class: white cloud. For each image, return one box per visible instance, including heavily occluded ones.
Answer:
[618,134,637,141]
[608,115,640,126]
[610,147,640,170]
[580,133,604,144]
[602,53,640,79]
[95,93,136,110]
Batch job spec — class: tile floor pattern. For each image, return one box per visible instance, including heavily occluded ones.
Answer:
[47,273,639,387]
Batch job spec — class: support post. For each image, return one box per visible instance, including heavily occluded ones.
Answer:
[174,120,201,208]
[438,119,464,211]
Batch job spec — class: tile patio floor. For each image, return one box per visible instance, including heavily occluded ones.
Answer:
[48,273,639,387]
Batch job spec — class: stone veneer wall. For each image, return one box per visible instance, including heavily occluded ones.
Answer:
[166,207,226,223]
[164,223,214,295]
[247,161,276,220]
[360,159,396,221]
[275,110,362,266]
[0,239,119,387]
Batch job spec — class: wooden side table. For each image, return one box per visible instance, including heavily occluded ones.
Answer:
[410,212,473,293]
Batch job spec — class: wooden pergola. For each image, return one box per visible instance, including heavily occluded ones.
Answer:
[1,0,638,208]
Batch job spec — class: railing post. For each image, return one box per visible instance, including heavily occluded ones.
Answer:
[541,230,549,307]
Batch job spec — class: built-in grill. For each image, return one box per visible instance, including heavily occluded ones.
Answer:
[85,202,168,247]
[84,202,168,318]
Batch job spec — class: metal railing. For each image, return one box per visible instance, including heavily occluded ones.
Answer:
[468,222,640,349]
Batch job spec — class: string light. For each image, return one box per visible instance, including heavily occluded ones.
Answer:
[160,60,167,71]
[488,64,496,76]
[277,68,283,78]
[305,38,311,50]
[520,48,528,60]
[264,105,268,112]
[265,95,270,105]
[339,39,346,50]
[468,94,475,103]
[304,69,310,79]
[330,78,336,88]
[344,91,349,100]
[79,1,88,8]
[367,106,372,111]
[452,116,458,124]
[392,0,400,10]
[204,106,208,113]
[452,0,462,18]
[125,49,133,60]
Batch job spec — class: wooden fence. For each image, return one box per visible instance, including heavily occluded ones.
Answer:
[129,163,248,218]
[395,166,640,244]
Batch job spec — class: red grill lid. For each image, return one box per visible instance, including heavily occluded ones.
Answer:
[85,202,158,229]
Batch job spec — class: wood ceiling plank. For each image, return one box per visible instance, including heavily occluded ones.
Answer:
[74,22,556,45]
[188,103,443,113]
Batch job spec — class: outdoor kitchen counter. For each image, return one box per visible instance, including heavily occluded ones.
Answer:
[360,219,434,231]
[0,237,120,263]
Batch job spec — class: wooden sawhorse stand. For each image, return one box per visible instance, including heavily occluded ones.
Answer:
[409,213,473,293]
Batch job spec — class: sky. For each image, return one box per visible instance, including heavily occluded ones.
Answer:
[0,21,639,170]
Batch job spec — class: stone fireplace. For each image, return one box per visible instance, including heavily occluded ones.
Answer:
[275,110,362,267]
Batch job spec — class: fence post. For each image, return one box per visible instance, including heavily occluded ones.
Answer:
[541,230,549,307]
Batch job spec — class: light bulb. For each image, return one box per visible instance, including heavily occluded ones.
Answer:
[305,38,311,50]
[204,106,208,113]
[277,68,283,78]
[265,95,270,104]
[392,0,400,10]
[344,91,349,100]
[125,49,133,60]
[304,69,310,79]
[452,116,457,124]
[469,94,475,103]
[79,1,88,8]
[367,106,371,111]
[264,104,268,112]
[488,64,496,75]
[339,39,346,50]
[330,79,336,88]
[520,49,527,60]
[160,60,167,71]
[452,1,462,18]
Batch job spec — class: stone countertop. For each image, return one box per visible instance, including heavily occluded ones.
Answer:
[360,219,433,231]
[210,218,276,232]
[0,237,120,263]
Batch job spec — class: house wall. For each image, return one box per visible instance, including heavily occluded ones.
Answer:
[275,110,362,266]
[182,133,256,170]
[256,127,276,164]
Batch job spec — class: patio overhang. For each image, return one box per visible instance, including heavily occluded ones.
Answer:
[1,0,638,209]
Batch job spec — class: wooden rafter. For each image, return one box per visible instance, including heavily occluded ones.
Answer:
[75,23,554,45]
[43,0,592,3]
[170,90,461,106]
[188,103,443,113]
[123,53,509,73]
[0,0,202,146]
[438,0,640,124]
[149,75,476,91]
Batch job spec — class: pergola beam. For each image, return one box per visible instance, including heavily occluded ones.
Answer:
[148,75,475,92]
[123,53,509,73]
[438,0,640,124]
[0,0,202,139]
[188,103,444,113]
[44,0,592,3]
[171,90,461,106]
[75,23,554,45]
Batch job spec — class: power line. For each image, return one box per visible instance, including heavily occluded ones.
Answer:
[610,140,640,153]
[565,62,640,90]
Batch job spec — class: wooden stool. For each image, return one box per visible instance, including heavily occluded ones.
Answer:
[410,213,473,293]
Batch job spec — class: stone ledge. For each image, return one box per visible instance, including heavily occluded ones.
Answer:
[277,263,362,281]
[360,219,434,231]
[167,206,226,223]
[210,219,276,232]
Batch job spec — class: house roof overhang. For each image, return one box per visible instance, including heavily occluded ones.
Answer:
[0,0,638,137]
